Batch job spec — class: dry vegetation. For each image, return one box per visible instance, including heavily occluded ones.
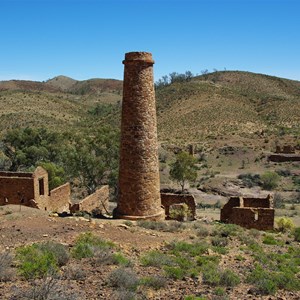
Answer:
[0,71,300,299]
[0,205,299,299]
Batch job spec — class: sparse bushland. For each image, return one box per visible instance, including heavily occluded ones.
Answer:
[246,234,300,295]
[0,125,120,196]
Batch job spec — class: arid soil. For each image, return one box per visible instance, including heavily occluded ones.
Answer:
[0,205,299,300]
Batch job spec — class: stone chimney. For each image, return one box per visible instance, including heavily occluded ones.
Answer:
[113,52,165,221]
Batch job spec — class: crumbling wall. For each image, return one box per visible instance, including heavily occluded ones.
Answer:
[70,185,109,214]
[243,195,272,208]
[0,174,34,206]
[220,197,240,222]
[230,207,274,230]
[220,195,274,230]
[49,183,71,212]
[161,193,196,220]
[32,167,50,210]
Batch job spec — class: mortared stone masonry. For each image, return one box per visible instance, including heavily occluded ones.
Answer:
[114,52,165,220]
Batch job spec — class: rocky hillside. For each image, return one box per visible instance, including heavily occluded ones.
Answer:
[0,71,299,142]
[156,71,300,142]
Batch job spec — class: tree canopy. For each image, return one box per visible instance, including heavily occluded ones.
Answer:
[169,151,198,192]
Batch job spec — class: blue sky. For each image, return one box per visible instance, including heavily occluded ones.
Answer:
[0,0,299,82]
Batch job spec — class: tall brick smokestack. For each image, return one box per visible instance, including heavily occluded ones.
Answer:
[113,52,165,221]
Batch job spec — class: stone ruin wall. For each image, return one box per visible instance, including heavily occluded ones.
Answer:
[161,193,196,220]
[32,167,49,210]
[269,144,300,162]
[70,185,109,214]
[230,207,274,230]
[221,195,274,230]
[0,167,70,212]
[0,173,34,206]
[49,183,71,212]
[269,154,300,162]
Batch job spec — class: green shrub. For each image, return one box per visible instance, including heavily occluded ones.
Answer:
[169,203,192,221]
[214,287,226,296]
[164,266,185,279]
[260,171,280,190]
[196,255,220,266]
[184,296,206,300]
[111,253,131,266]
[140,276,167,290]
[201,263,220,286]
[247,264,277,295]
[211,237,228,247]
[195,225,209,237]
[168,241,209,256]
[140,250,174,267]
[276,217,295,233]
[137,220,185,232]
[219,269,240,287]
[137,220,168,231]
[71,232,115,259]
[273,192,285,208]
[212,246,228,255]
[237,173,260,188]
[107,267,139,292]
[262,234,279,245]
[293,227,300,242]
[16,245,58,279]
[212,223,241,237]
[37,241,69,266]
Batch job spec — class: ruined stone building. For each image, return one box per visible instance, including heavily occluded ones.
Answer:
[0,167,109,214]
[0,167,70,212]
[161,193,196,220]
[220,194,274,230]
[269,145,300,162]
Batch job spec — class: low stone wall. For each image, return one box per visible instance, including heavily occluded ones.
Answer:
[49,183,71,212]
[161,193,196,220]
[70,185,109,214]
[269,154,300,162]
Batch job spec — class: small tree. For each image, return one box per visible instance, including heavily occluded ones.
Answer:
[169,151,197,192]
[260,171,280,190]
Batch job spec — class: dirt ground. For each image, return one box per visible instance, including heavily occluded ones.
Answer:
[0,205,299,300]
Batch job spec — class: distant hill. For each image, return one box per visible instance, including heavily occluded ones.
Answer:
[156,71,300,142]
[0,76,123,134]
[0,71,299,143]
[45,75,77,91]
